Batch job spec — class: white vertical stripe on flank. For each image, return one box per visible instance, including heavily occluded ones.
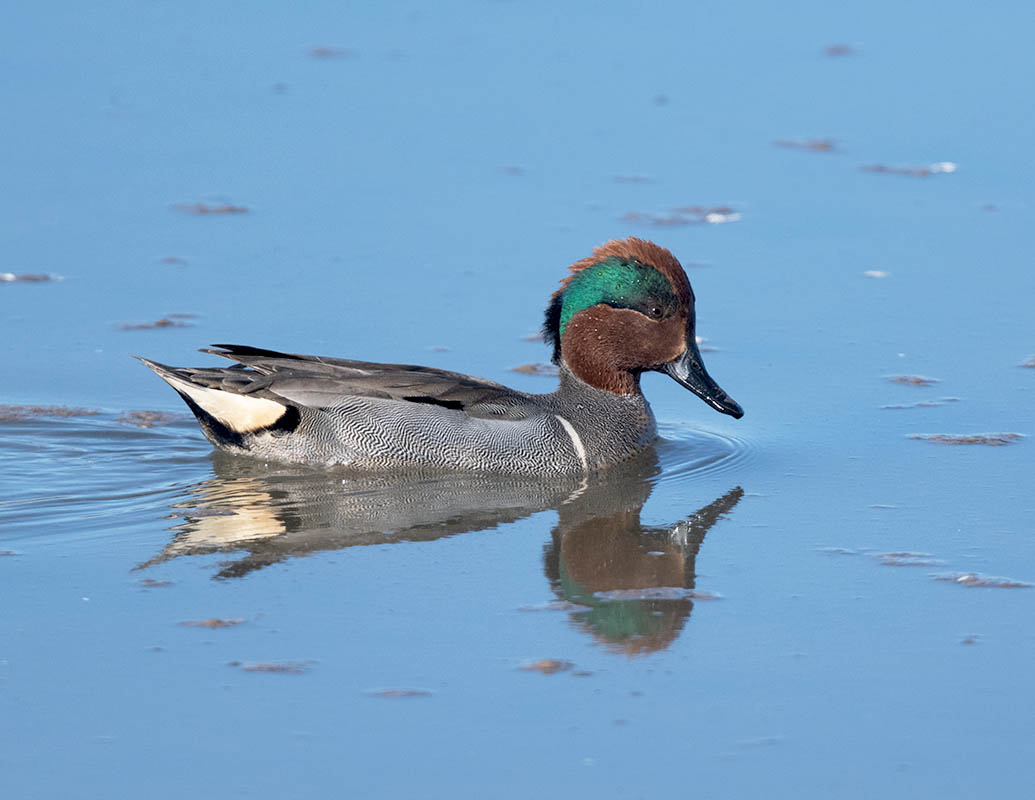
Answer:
[554,414,588,473]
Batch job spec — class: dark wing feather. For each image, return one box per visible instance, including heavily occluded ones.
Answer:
[185,344,544,421]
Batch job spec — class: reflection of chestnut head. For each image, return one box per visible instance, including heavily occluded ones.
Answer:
[544,487,744,656]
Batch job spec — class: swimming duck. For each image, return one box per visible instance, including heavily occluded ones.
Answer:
[139,237,743,474]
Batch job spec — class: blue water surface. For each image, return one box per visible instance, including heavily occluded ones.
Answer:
[3,1,1034,798]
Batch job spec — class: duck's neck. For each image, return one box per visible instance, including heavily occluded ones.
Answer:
[542,366,658,468]
[559,342,641,395]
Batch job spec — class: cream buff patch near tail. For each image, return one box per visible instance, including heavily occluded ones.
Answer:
[161,372,288,433]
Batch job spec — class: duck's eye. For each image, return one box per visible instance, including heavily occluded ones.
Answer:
[648,306,664,320]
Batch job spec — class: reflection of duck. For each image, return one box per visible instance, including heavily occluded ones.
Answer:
[141,449,742,654]
[138,238,741,474]
[544,469,743,656]
[140,452,578,579]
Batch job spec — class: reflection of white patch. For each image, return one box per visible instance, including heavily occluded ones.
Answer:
[165,480,284,554]
[162,373,285,433]
[554,414,588,473]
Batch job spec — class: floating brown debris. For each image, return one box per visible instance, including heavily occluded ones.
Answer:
[933,572,1032,589]
[824,44,858,57]
[511,363,559,377]
[909,433,1023,446]
[234,660,314,674]
[120,318,192,331]
[118,410,190,428]
[622,205,740,226]
[961,635,979,645]
[179,618,245,629]
[369,689,433,698]
[876,552,945,567]
[138,578,173,588]
[1,272,58,283]
[309,45,352,59]
[773,138,837,152]
[520,659,573,675]
[817,546,861,556]
[0,550,18,557]
[887,375,940,386]
[0,404,99,422]
[173,203,250,215]
[881,397,960,410]
[1020,356,1035,369]
[862,162,957,178]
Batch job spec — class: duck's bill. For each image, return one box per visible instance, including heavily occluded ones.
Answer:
[661,345,744,419]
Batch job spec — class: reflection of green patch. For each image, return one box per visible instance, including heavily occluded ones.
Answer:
[558,563,666,641]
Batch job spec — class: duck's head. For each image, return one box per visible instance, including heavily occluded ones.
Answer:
[543,237,743,419]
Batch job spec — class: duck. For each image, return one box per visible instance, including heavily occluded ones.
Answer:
[139,237,743,475]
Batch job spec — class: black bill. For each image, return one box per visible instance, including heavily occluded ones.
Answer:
[660,342,744,419]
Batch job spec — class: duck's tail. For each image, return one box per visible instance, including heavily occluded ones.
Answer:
[134,356,290,446]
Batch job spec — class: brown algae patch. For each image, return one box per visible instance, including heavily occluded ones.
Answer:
[887,375,940,386]
[120,318,193,331]
[118,410,190,427]
[0,405,99,422]
[369,689,433,699]
[232,661,314,674]
[881,397,960,410]
[308,45,352,59]
[622,206,740,226]
[1,272,59,283]
[173,203,249,215]
[933,572,1032,589]
[909,433,1023,446]
[773,138,837,152]
[179,618,246,629]
[520,659,574,675]
[876,552,945,567]
[1021,356,1035,369]
[862,162,957,178]
[511,363,559,377]
[824,44,858,57]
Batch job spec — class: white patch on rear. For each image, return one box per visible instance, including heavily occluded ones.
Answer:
[163,373,286,433]
[554,414,588,473]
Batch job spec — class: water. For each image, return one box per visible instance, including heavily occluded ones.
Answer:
[3,1,1034,797]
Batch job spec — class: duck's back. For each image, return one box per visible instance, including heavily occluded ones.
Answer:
[140,345,590,475]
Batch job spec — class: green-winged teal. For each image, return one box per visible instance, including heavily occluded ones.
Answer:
[140,237,743,474]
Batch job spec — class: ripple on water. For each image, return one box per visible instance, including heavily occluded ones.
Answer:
[654,422,758,486]
[0,411,210,544]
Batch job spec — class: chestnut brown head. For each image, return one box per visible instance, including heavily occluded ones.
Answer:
[543,237,743,418]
